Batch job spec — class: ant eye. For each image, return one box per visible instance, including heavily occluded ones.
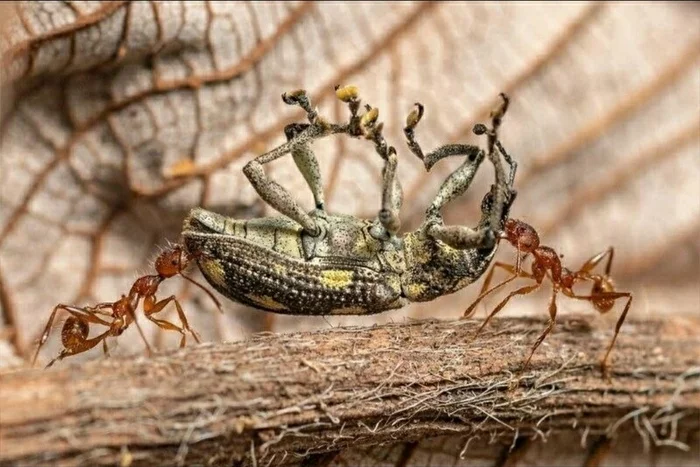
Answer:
[171,259,178,266]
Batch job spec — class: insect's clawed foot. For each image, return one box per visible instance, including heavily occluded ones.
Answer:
[403,103,426,164]
[282,89,327,127]
[404,103,424,136]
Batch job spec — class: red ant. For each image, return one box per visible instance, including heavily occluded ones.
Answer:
[464,218,632,375]
[32,244,222,368]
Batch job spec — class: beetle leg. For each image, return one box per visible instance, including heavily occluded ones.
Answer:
[424,148,485,222]
[281,89,319,124]
[244,89,356,234]
[378,147,402,237]
[420,149,500,250]
[360,106,403,238]
[475,93,514,234]
[285,124,326,211]
[282,91,329,211]
[404,101,494,245]
[404,102,485,174]
[242,125,328,236]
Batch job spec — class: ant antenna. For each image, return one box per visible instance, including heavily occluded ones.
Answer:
[181,272,223,314]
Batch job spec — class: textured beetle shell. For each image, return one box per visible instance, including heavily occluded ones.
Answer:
[183,208,407,315]
[401,229,498,302]
[182,208,499,315]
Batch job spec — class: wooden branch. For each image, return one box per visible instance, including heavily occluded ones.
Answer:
[1,315,699,466]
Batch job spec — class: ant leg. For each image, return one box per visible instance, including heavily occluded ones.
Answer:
[33,305,68,366]
[33,305,112,367]
[569,291,632,374]
[479,261,530,296]
[143,314,186,348]
[521,287,560,374]
[143,296,200,348]
[473,281,542,340]
[94,302,153,355]
[46,320,111,368]
[601,294,632,375]
[169,296,201,344]
[578,247,614,275]
[463,256,532,318]
[462,255,535,318]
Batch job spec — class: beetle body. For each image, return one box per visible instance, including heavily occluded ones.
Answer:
[181,87,516,317]
[183,206,501,315]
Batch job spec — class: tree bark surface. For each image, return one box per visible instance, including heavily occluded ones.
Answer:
[1,315,698,466]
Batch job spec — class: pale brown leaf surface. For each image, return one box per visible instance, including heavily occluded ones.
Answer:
[0,1,699,462]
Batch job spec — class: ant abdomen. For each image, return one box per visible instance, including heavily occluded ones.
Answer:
[61,317,88,347]
[593,298,615,313]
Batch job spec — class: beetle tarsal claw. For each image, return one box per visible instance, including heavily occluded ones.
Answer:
[405,103,424,130]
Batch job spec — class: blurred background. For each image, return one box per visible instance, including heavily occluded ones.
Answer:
[0,2,698,368]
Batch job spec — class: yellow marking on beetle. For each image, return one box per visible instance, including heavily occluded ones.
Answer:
[404,232,431,264]
[352,237,374,257]
[246,294,287,311]
[404,283,426,299]
[199,258,227,287]
[273,263,287,275]
[320,270,354,289]
[386,274,402,293]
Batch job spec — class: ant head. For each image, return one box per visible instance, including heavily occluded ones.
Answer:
[503,218,540,253]
[155,245,191,278]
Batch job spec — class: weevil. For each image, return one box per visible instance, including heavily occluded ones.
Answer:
[181,86,517,316]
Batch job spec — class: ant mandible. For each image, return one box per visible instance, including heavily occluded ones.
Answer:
[32,244,222,368]
[464,218,633,376]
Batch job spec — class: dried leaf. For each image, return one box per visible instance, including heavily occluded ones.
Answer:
[0,4,698,458]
